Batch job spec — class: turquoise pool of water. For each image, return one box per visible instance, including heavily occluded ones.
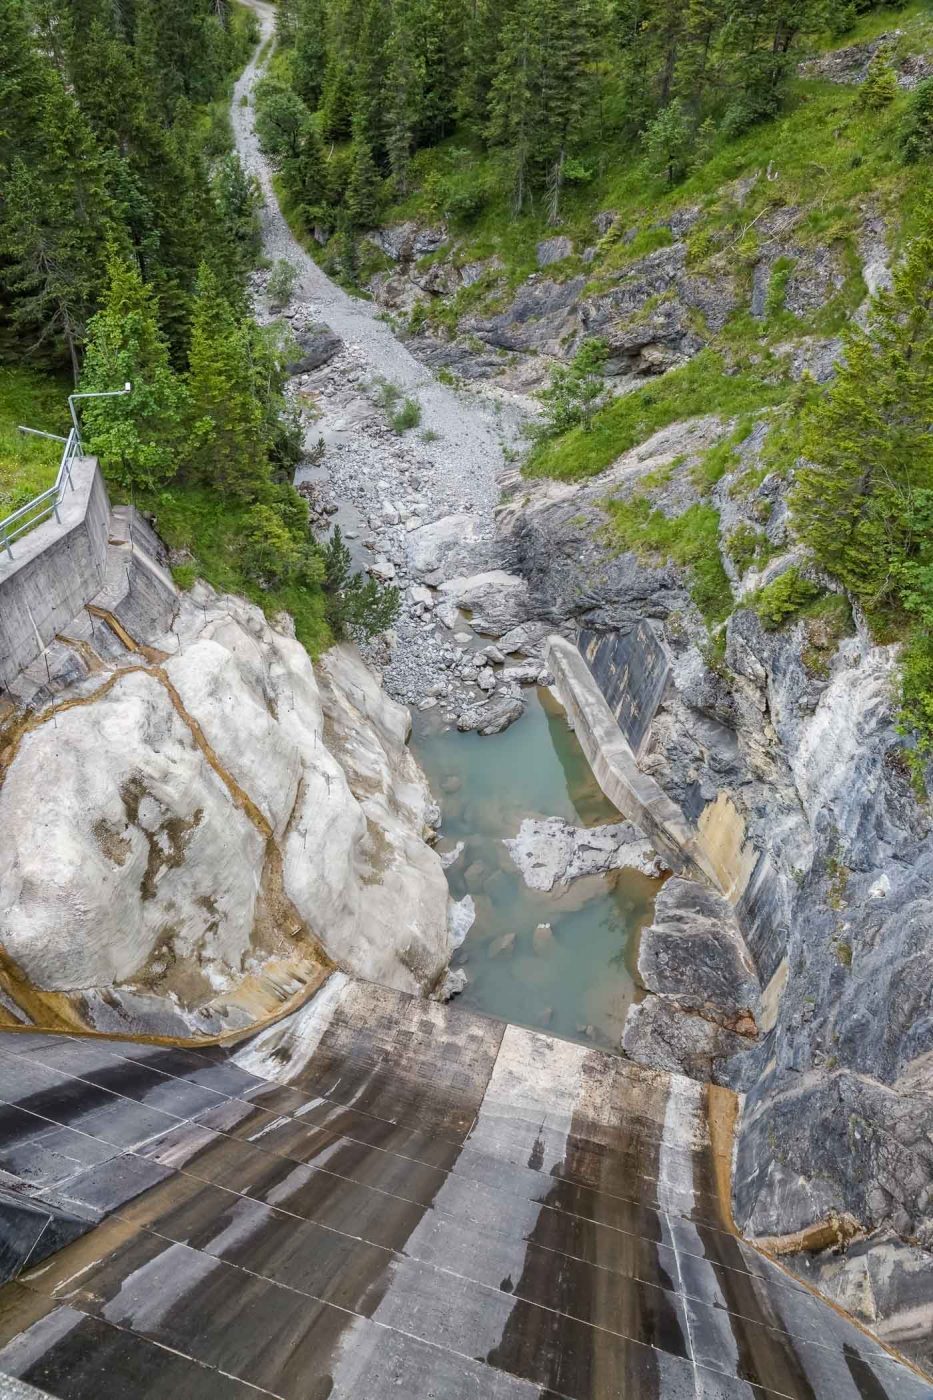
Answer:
[411,688,661,1050]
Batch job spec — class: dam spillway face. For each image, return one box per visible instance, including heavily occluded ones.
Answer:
[0,975,928,1400]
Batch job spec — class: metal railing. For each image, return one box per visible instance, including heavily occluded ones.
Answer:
[0,383,131,562]
[0,427,82,561]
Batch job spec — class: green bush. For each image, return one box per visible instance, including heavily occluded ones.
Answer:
[858,50,898,112]
[322,526,400,641]
[727,522,772,576]
[267,258,298,309]
[750,567,822,630]
[764,257,795,319]
[536,339,608,437]
[391,397,422,433]
[899,77,933,163]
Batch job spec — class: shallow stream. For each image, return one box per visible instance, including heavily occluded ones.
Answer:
[411,689,662,1050]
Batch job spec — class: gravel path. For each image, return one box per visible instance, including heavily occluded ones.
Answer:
[232,2,532,715]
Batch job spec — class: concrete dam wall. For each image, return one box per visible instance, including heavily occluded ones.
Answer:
[579,622,670,756]
[0,457,109,691]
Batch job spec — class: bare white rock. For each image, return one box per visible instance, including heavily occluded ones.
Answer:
[0,592,453,1006]
[504,817,668,892]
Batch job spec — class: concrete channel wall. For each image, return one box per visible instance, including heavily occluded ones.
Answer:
[550,631,789,985]
[547,635,722,886]
[0,457,109,691]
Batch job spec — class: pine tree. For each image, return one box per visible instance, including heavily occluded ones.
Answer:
[384,7,425,191]
[792,206,933,617]
[0,93,113,379]
[345,132,382,227]
[643,98,691,184]
[185,264,269,499]
[320,56,354,140]
[80,255,186,489]
[287,122,333,225]
[899,77,933,163]
[352,0,389,152]
[292,0,328,109]
[487,0,598,218]
[859,49,898,112]
[457,0,515,132]
[212,154,262,280]
[486,10,536,212]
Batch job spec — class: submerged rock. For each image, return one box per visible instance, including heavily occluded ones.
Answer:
[447,894,476,948]
[504,816,667,893]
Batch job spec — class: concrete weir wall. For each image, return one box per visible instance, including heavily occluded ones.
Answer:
[579,623,670,756]
[0,457,109,690]
[547,636,721,885]
[549,631,788,985]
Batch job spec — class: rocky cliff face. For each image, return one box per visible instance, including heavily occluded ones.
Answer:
[492,402,933,1366]
[0,575,453,1037]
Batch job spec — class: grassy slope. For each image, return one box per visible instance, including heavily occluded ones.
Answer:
[368,5,928,487]
[0,366,71,518]
[132,485,331,656]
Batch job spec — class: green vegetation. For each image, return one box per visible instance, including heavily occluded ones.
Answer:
[749,567,823,630]
[527,351,790,482]
[899,77,933,162]
[800,594,855,676]
[792,207,932,634]
[765,257,796,321]
[603,498,733,627]
[726,522,774,577]
[0,0,396,650]
[0,366,71,517]
[535,339,608,438]
[374,379,422,433]
[267,258,298,309]
[146,483,329,654]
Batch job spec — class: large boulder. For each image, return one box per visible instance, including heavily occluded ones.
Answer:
[438,570,533,637]
[0,590,453,1030]
[286,324,342,374]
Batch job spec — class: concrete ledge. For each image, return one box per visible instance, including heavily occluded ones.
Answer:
[0,458,109,690]
[547,635,722,888]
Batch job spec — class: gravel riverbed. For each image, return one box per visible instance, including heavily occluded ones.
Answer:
[233,2,533,721]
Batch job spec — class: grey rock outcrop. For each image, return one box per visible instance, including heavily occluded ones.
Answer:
[623,878,761,1085]
[536,235,573,267]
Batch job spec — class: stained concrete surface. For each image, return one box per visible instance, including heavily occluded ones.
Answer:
[0,977,929,1399]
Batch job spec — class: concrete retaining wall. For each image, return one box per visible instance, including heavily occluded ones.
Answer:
[578,622,670,756]
[0,457,109,690]
[548,635,721,886]
[551,633,788,983]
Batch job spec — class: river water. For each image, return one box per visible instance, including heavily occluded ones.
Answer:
[411,690,662,1050]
